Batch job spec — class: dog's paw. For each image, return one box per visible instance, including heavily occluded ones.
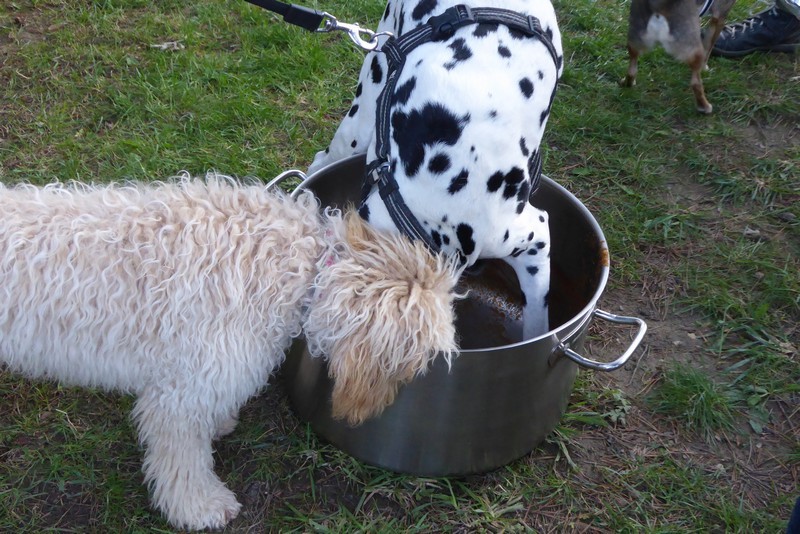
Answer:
[213,415,239,440]
[697,102,713,114]
[182,488,242,531]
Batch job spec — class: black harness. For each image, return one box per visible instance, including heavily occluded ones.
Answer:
[243,0,560,252]
[363,5,561,252]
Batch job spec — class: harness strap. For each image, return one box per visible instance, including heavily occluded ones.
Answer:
[366,5,560,252]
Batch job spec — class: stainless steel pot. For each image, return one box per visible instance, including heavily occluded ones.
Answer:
[279,155,646,476]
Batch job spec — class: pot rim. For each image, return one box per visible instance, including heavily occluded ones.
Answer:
[293,155,610,354]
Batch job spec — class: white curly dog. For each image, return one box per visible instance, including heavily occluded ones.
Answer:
[0,175,460,530]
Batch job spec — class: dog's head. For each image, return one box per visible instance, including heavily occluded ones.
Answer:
[304,210,462,426]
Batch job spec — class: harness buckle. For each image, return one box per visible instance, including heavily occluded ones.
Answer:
[428,5,474,40]
[368,161,391,184]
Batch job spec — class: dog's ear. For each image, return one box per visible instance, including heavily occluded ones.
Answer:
[304,211,461,426]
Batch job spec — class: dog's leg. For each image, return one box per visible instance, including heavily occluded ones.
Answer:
[504,252,551,340]
[502,211,551,340]
[703,0,736,65]
[688,49,713,114]
[701,16,726,65]
[621,44,640,87]
[133,390,242,530]
[213,410,239,440]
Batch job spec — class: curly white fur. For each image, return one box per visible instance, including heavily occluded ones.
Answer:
[0,175,325,529]
[0,174,460,529]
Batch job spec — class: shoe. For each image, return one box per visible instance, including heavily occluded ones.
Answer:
[712,5,800,57]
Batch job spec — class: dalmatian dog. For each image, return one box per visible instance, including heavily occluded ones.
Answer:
[309,0,563,339]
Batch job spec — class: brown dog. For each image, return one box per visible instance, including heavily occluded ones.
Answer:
[622,0,736,113]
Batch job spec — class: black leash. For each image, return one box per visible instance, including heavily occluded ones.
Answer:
[365,5,560,253]
[244,0,385,49]
[243,0,325,31]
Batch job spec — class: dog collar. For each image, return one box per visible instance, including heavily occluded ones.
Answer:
[364,5,560,252]
[698,0,714,17]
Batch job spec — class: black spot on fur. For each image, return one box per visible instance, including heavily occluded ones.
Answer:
[536,241,546,249]
[412,0,437,20]
[538,70,544,80]
[511,248,524,257]
[519,137,529,156]
[370,56,383,84]
[526,266,539,276]
[539,215,545,223]
[447,169,469,194]
[383,2,392,20]
[503,230,509,242]
[487,172,504,193]
[443,234,450,245]
[456,223,475,256]
[391,103,470,177]
[498,45,511,58]
[489,110,498,119]
[509,27,527,40]
[528,232,534,241]
[431,230,442,248]
[527,248,538,255]
[348,104,359,117]
[519,77,534,99]
[516,180,531,213]
[487,167,525,199]
[359,203,370,221]
[351,139,357,148]
[473,22,499,37]
[521,291,527,307]
[393,77,417,106]
[356,82,363,97]
[397,7,406,35]
[503,169,525,199]
[445,38,472,70]
[543,291,549,308]
[428,153,451,174]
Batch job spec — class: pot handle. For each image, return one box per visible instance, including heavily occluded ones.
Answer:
[265,169,308,191]
[557,309,647,372]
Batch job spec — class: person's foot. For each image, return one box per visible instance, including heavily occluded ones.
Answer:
[712,5,800,57]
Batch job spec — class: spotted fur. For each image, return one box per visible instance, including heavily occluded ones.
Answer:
[310,0,564,339]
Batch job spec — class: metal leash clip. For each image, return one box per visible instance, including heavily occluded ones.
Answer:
[317,12,392,51]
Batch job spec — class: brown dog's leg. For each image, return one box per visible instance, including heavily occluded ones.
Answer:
[622,44,640,87]
[689,49,713,114]
[702,17,726,65]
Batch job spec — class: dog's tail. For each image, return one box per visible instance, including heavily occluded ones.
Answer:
[304,211,462,426]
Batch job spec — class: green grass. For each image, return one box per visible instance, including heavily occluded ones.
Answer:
[649,363,740,440]
[1,0,798,531]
